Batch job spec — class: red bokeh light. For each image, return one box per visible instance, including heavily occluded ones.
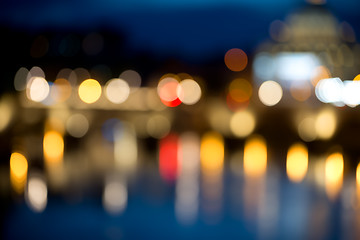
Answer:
[159,133,179,182]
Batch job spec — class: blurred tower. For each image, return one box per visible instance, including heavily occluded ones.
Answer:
[253,3,360,101]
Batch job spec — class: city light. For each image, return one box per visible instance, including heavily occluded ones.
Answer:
[157,77,182,107]
[43,130,64,163]
[224,48,248,72]
[258,80,283,106]
[230,110,256,138]
[26,175,47,212]
[200,131,224,176]
[286,143,308,183]
[159,134,179,182]
[243,135,267,179]
[177,79,201,105]
[10,152,28,194]
[3,1,360,238]
[78,79,102,104]
[105,78,130,104]
[325,152,344,200]
[357,162,360,200]
[315,108,337,140]
[26,76,50,102]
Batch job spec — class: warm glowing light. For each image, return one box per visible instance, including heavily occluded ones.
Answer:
[315,108,337,140]
[26,176,47,212]
[243,135,267,178]
[157,77,182,107]
[159,134,179,182]
[226,92,249,111]
[43,131,64,163]
[10,152,28,193]
[51,78,72,102]
[200,131,224,175]
[230,110,256,138]
[66,114,89,138]
[200,132,224,221]
[298,117,317,142]
[357,162,360,199]
[258,80,283,106]
[286,143,308,183]
[26,77,50,102]
[103,176,127,215]
[227,78,252,110]
[229,78,252,103]
[354,74,360,81]
[224,48,248,72]
[78,79,102,104]
[177,79,201,105]
[325,152,344,199]
[357,162,360,188]
[105,78,130,104]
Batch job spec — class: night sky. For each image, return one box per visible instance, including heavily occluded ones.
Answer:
[1,0,360,60]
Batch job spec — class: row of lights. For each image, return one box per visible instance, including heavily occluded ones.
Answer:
[315,75,360,107]
[21,63,360,112]
[19,67,203,108]
[9,132,359,214]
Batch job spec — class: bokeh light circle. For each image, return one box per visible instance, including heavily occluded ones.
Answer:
[258,80,283,106]
[177,79,201,105]
[230,110,256,138]
[26,77,50,102]
[78,79,102,104]
[157,77,182,107]
[224,48,248,72]
[105,78,130,104]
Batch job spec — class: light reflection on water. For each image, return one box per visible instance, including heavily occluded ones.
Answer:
[5,125,360,240]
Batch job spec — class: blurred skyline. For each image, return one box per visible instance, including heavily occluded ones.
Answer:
[1,0,360,61]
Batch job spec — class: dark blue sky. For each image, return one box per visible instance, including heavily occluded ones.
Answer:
[1,0,360,60]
